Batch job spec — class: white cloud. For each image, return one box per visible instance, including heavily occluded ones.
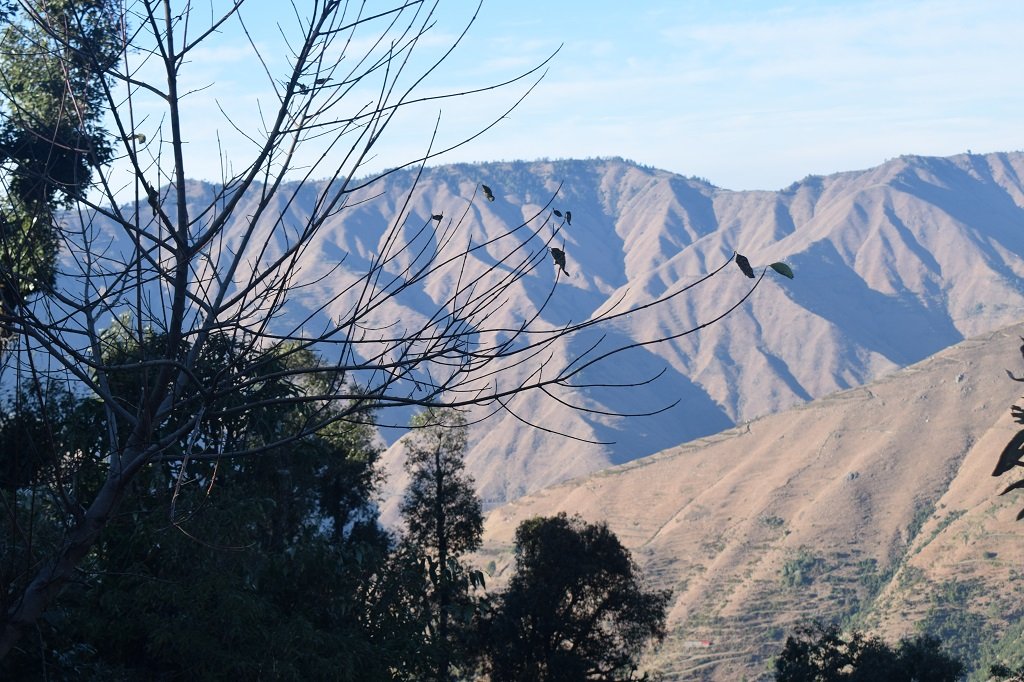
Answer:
[102,0,1024,191]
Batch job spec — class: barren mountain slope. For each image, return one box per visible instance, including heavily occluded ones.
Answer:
[476,322,1024,680]
[373,152,1024,509]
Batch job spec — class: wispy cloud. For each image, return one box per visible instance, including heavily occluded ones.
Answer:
[109,1,1024,191]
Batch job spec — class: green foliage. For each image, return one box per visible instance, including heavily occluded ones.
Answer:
[0,379,102,490]
[906,500,935,542]
[0,0,119,314]
[0,332,394,680]
[855,558,884,594]
[486,513,670,681]
[759,514,786,529]
[73,445,391,681]
[401,407,483,558]
[94,321,380,475]
[968,616,1024,681]
[396,407,486,681]
[770,262,795,279]
[0,380,106,642]
[782,547,826,587]
[915,579,991,670]
[773,622,964,682]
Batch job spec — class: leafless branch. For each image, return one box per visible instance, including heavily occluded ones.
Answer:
[0,0,768,658]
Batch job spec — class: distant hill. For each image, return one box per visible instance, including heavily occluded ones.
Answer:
[476,321,1024,680]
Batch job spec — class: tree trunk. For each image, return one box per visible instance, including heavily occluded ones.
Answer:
[434,443,450,682]
[0,462,134,659]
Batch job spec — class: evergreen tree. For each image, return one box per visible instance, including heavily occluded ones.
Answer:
[398,407,485,681]
[0,329,393,680]
[0,0,118,332]
[487,513,670,682]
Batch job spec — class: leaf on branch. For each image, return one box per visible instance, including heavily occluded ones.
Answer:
[481,184,495,201]
[1017,507,1024,521]
[565,210,572,225]
[431,214,443,222]
[1006,370,1024,383]
[1000,479,1024,496]
[553,209,562,218]
[993,430,1024,476]
[769,262,795,279]
[734,253,755,278]
[549,247,570,277]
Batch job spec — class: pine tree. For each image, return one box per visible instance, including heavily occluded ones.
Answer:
[399,407,484,681]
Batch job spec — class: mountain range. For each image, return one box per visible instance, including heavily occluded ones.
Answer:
[363,152,1024,678]
[89,152,1024,514]
[370,151,1024,512]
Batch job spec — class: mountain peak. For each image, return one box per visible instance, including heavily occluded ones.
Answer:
[357,151,1024,516]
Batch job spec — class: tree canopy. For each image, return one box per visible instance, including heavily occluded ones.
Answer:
[773,622,964,682]
[0,0,117,322]
[486,513,670,681]
[1,334,393,679]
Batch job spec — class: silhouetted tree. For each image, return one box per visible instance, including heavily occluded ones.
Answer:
[487,513,670,681]
[1,332,392,679]
[397,407,485,681]
[773,622,964,682]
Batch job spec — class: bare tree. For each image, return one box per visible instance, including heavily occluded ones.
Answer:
[0,0,768,658]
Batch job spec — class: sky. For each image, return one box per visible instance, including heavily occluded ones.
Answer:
[146,0,1024,191]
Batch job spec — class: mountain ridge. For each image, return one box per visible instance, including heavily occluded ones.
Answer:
[476,320,1024,680]
[91,152,1024,511]
[375,151,1024,512]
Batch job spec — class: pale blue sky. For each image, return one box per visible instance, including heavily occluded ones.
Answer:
[159,0,1024,191]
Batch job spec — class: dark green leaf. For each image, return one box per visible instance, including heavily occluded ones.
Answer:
[993,430,1024,476]
[770,262,795,279]
[734,253,755,278]
[1000,479,1024,495]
